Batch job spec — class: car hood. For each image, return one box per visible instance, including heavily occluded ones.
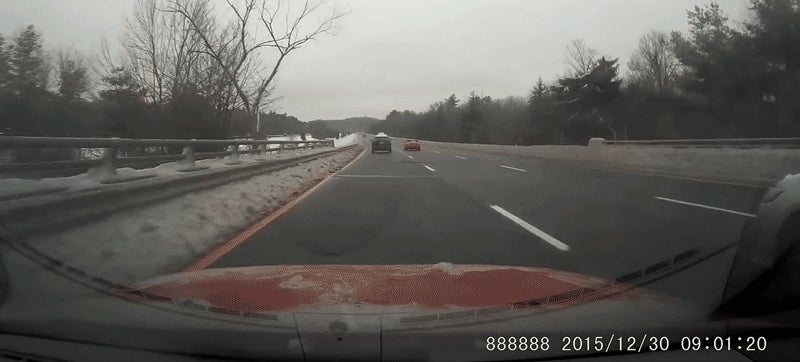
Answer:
[130,263,664,313]
[0,263,738,360]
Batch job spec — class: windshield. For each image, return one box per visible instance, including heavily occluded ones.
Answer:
[0,0,799,360]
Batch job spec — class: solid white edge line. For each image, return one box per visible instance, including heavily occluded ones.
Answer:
[334,146,367,175]
[424,165,436,172]
[499,165,527,172]
[654,197,757,218]
[454,155,467,160]
[490,205,570,251]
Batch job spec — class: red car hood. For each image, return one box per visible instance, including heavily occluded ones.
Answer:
[5,263,731,361]
[130,263,659,313]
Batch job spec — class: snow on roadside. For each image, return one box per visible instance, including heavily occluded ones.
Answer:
[18,147,363,284]
[334,133,359,148]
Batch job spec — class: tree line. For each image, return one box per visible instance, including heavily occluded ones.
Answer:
[370,1,800,145]
[0,0,343,143]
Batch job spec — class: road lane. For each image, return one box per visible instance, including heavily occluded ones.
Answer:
[209,137,767,287]
[423,143,765,213]
[210,140,563,267]
[416,143,766,278]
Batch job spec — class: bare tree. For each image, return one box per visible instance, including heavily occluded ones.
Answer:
[89,37,123,101]
[162,0,209,98]
[123,0,166,104]
[123,0,210,104]
[167,0,345,132]
[564,39,599,77]
[194,46,241,130]
[627,30,680,94]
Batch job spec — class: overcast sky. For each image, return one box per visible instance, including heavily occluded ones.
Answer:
[0,0,751,121]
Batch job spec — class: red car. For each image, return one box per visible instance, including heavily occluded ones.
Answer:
[402,139,421,151]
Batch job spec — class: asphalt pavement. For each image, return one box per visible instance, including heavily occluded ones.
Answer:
[210,138,768,283]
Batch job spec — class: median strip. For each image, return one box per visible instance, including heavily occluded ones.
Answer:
[654,197,756,218]
[490,205,570,251]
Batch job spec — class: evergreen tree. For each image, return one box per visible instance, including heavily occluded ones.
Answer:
[9,25,48,96]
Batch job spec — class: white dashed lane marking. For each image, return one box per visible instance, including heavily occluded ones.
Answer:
[499,165,527,172]
[490,205,570,251]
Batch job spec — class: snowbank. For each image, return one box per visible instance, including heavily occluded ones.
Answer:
[17,147,362,284]
[334,133,359,148]
[424,141,800,183]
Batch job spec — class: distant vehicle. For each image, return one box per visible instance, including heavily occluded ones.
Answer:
[723,173,800,308]
[371,133,391,153]
[403,139,421,151]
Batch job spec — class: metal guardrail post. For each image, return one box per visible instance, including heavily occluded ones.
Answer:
[89,139,155,184]
[225,143,242,165]
[96,146,118,179]
[183,145,194,164]
[254,143,268,161]
[177,144,208,172]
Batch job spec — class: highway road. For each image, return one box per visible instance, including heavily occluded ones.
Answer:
[209,138,768,284]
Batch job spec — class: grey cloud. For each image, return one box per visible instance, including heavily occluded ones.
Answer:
[0,0,751,120]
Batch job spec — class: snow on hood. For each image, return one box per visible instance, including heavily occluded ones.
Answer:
[129,264,650,313]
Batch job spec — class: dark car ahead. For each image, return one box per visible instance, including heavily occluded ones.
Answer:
[371,133,392,153]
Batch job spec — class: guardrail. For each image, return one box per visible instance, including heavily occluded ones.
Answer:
[592,137,800,148]
[0,136,334,180]
[0,144,360,236]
